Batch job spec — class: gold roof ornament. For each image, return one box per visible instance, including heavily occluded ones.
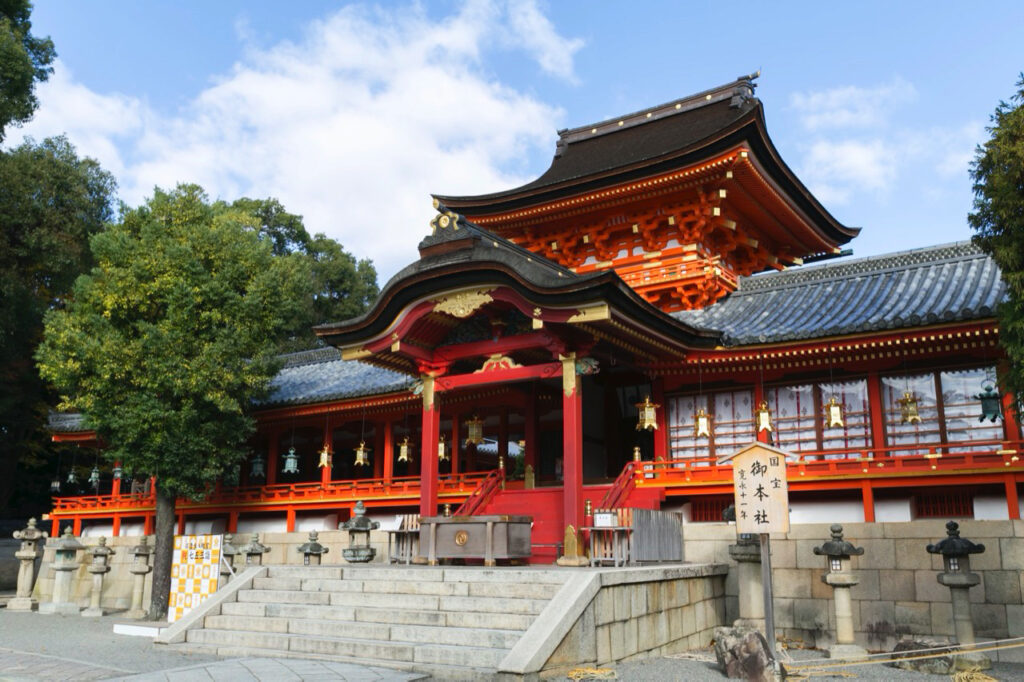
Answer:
[635,396,660,431]
[824,396,845,429]
[465,415,484,445]
[353,441,370,467]
[694,407,712,438]
[397,436,412,463]
[898,391,922,425]
[756,401,774,433]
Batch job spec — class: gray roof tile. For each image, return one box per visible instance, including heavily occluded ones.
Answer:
[260,348,414,407]
[672,241,1005,345]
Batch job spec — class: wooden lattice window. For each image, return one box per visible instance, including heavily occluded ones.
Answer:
[690,496,733,523]
[914,492,974,519]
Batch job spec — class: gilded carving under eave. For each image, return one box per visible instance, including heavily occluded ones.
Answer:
[474,354,523,373]
[432,289,495,319]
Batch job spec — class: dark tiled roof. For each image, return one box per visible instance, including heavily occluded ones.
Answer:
[672,242,1004,345]
[260,347,414,407]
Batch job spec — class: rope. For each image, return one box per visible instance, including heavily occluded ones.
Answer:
[952,673,998,682]
[566,667,618,680]
[786,635,1024,673]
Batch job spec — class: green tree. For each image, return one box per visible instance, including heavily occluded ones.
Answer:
[220,197,379,349]
[0,0,55,141]
[0,136,115,513]
[970,74,1024,411]
[37,185,310,619]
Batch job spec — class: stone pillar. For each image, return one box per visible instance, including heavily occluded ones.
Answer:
[8,518,47,611]
[39,527,84,615]
[729,534,764,627]
[82,537,115,617]
[927,521,991,671]
[127,536,154,619]
[813,524,867,660]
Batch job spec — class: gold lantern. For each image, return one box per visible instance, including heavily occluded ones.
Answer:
[318,444,332,469]
[465,415,484,446]
[353,441,369,466]
[756,401,774,433]
[397,436,411,463]
[694,407,712,438]
[438,435,449,462]
[824,396,845,428]
[635,396,660,431]
[897,391,922,425]
[632,445,642,462]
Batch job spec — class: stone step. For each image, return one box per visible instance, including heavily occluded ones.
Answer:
[390,624,520,649]
[296,578,365,593]
[442,609,534,631]
[340,566,447,582]
[219,601,266,617]
[438,594,548,615]
[237,589,330,605]
[328,591,441,611]
[187,628,418,663]
[252,576,303,591]
[266,565,343,580]
[203,614,291,633]
[466,581,561,600]
[413,643,506,668]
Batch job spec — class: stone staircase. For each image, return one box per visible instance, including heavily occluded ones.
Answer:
[182,564,570,679]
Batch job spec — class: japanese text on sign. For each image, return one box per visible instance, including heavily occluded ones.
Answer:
[167,534,222,623]
[726,443,791,534]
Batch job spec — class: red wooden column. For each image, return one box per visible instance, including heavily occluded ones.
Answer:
[525,385,538,472]
[111,461,122,497]
[321,416,333,488]
[652,378,668,461]
[561,353,583,533]
[419,374,441,517]
[50,517,59,536]
[267,426,280,486]
[286,508,296,532]
[382,420,394,484]
[866,371,887,455]
[450,414,460,475]
[373,420,385,480]
[754,380,769,445]
[1001,385,1021,442]
[861,480,876,522]
[176,512,186,534]
[1005,475,1021,520]
[499,408,509,463]
[228,511,239,533]
[112,515,121,537]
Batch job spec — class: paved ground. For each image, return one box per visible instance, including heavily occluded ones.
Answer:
[4,607,1024,680]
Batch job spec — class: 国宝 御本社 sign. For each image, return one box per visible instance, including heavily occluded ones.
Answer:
[719,442,792,534]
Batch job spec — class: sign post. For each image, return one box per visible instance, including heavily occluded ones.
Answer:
[719,443,792,662]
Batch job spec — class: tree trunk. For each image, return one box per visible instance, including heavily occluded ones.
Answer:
[146,483,176,620]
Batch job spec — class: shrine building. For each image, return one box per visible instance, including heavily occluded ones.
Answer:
[48,74,1016,561]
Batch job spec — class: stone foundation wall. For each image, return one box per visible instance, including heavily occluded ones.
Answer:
[30,529,395,608]
[682,519,1024,662]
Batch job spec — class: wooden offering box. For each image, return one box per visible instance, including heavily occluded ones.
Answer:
[420,515,532,566]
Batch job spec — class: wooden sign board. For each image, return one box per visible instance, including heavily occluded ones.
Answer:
[719,442,792,535]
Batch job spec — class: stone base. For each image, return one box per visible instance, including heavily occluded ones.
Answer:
[556,555,589,567]
[342,548,376,563]
[81,606,105,618]
[827,644,869,661]
[125,608,147,620]
[733,617,766,630]
[38,601,80,616]
[5,596,36,611]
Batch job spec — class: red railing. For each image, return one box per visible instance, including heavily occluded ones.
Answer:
[601,460,638,509]
[51,471,494,516]
[453,468,505,516]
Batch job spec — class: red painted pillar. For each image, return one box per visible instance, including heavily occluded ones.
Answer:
[562,354,583,533]
[861,480,876,522]
[50,517,59,536]
[286,508,296,532]
[867,371,887,456]
[499,408,509,463]
[322,416,334,487]
[525,385,538,472]
[112,515,121,537]
[1006,475,1020,520]
[754,382,769,444]
[382,420,394,484]
[73,517,82,535]
[111,461,122,497]
[228,511,239,533]
[267,427,280,486]
[1002,387,1021,442]
[177,512,186,535]
[420,375,441,517]
[451,414,460,475]
[652,378,668,461]
[144,514,154,535]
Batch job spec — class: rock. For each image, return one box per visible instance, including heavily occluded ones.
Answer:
[888,637,995,675]
[714,625,775,682]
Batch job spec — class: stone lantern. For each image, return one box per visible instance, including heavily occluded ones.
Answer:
[39,527,84,615]
[221,533,240,576]
[926,521,991,671]
[340,500,379,563]
[126,535,154,619]
[82,536,115,617]
[9,517,48,611]
[238,533,271,566]
[813,524,866,660]
[297,530,330,565]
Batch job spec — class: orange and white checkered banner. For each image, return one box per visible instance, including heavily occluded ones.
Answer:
[167,534,222,623]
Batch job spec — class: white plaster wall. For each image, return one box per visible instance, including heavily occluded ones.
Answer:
[788,499,864,524]
[294,513,339,532]
[874,498,912,522]
[975,494,1010,520]
[236,517,287,533]
[183,518,227,534]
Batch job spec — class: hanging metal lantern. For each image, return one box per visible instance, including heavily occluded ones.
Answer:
[249,453,266,479]
[318,444,332,469]
[897,391,922,425]
[282,446,301,474]
[635,396,660,431]
[88,466,101,488]
[438,435,449,462]
[824,396,845,428]
[756,401,774,433]
[465,415,484,446]
[50,477,61,493]
[112,464,123,480]
[353,441,369,467]
[66,468,78,485]
[974,380,1003,423]
[398,436,412,463]
[694,407,712,438]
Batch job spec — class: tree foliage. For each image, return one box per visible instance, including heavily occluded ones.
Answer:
[0,136,115,513]
[0,0,55,141]
[36,185,310,616]
[970,74,1024,411]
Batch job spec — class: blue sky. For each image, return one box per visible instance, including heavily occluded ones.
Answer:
[16,1,1024,279]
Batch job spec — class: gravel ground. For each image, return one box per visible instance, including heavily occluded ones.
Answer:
[610,647,1024,681]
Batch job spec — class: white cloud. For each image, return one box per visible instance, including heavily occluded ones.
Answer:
[789,78,916,132]
[8,1,583,280]
[800,139,898,204]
